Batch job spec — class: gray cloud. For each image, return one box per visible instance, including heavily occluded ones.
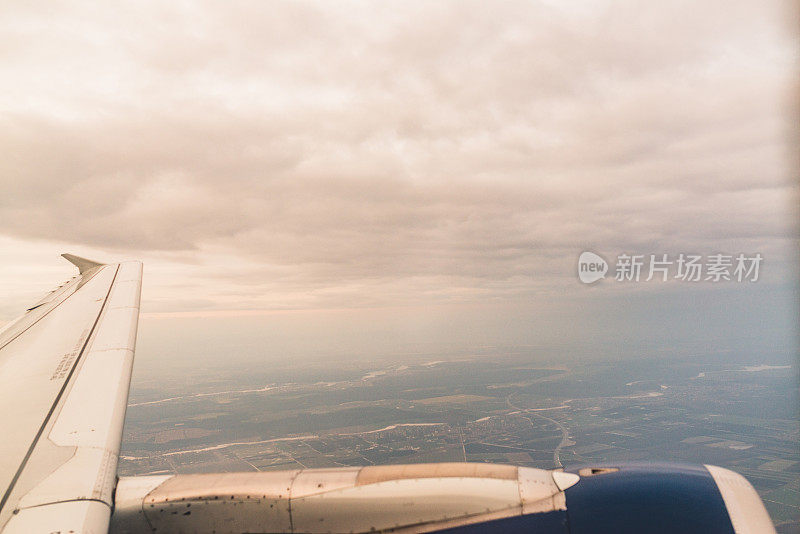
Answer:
[0,0,797,315]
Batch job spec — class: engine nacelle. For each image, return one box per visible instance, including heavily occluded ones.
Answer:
[110,462,774,533]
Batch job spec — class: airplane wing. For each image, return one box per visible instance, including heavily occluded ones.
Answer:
[0,255,142,533]
[0,256,777,533]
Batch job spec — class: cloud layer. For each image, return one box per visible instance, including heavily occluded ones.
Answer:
[0,0,797,315]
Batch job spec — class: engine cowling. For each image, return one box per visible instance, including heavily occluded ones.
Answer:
[110,462,774,533]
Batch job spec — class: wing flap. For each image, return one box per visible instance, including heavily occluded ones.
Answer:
[3,501,109,534]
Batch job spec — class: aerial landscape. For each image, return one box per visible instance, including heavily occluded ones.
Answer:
[120,350,799,532]
[0,0,796,532]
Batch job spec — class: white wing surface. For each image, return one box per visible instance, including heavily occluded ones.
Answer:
[0,255,142,533]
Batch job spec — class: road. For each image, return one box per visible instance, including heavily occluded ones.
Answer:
[506,394,570,468]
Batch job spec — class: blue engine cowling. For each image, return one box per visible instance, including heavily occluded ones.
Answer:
[434,462,773,534]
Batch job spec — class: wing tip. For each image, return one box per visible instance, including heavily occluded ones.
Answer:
[61,253,105,274]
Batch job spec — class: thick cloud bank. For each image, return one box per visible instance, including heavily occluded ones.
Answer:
[0,1,796,315]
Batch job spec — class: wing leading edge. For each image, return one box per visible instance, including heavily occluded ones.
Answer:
[0,255,142,533]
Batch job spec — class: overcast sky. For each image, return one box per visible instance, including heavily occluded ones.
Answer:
[1,1,797,367]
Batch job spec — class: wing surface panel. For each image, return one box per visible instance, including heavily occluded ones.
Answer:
[0,259,143,534]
